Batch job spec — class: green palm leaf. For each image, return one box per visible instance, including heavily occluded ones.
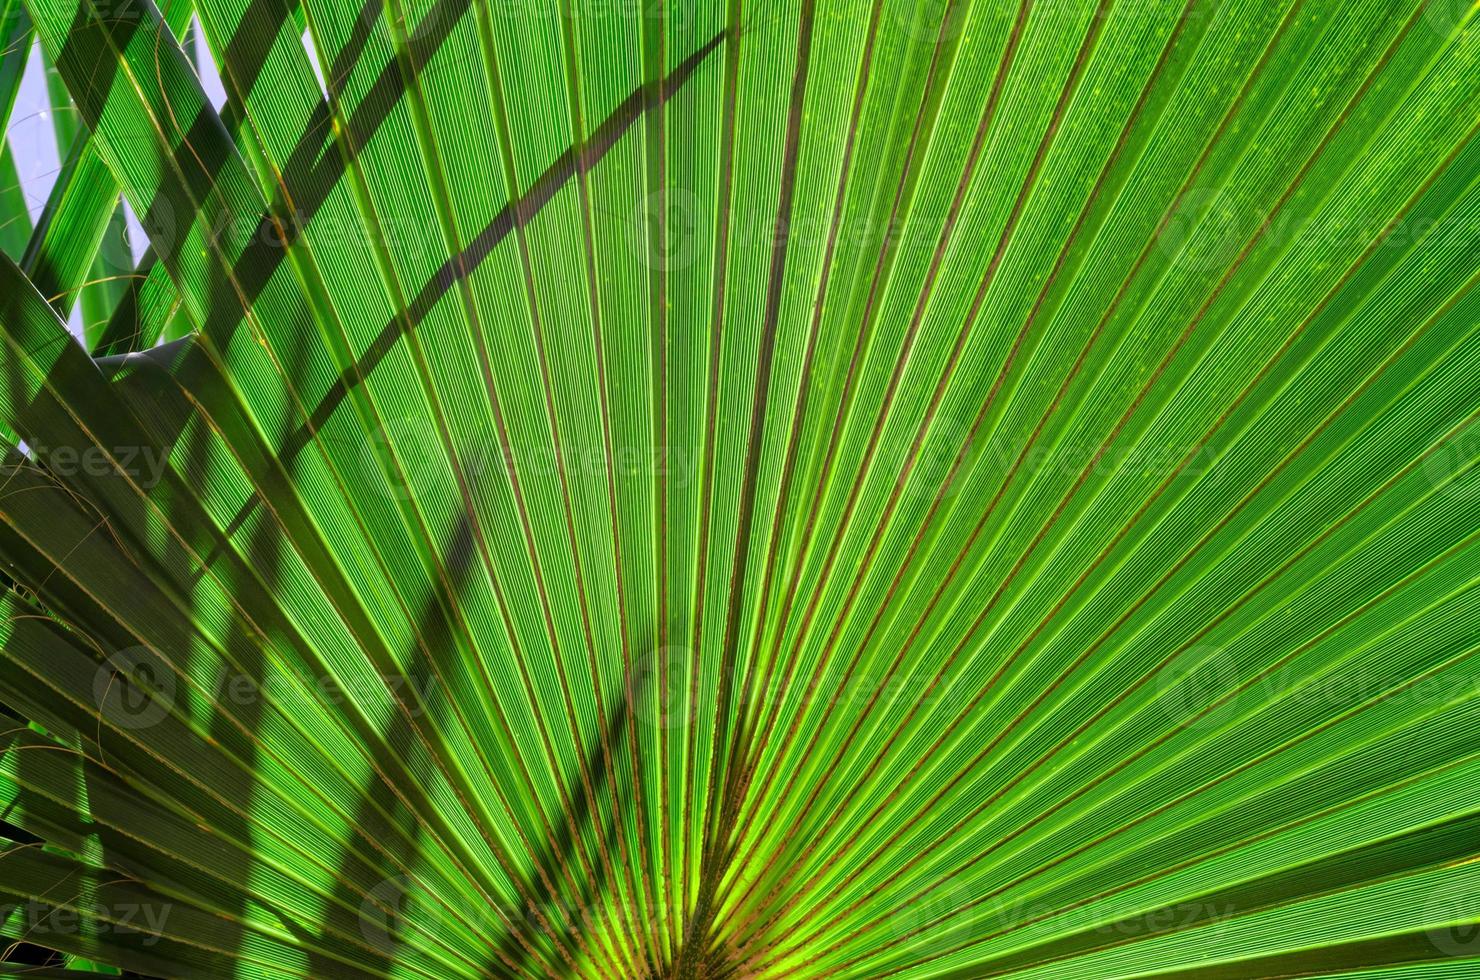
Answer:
[1,0,1478,976]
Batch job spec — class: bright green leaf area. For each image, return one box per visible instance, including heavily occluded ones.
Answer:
[0,0,1477,976]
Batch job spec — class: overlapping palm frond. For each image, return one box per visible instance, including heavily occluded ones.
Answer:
[0,0,1478,976]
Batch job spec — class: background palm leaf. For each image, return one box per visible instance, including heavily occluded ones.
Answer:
[0,0,1478,975]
